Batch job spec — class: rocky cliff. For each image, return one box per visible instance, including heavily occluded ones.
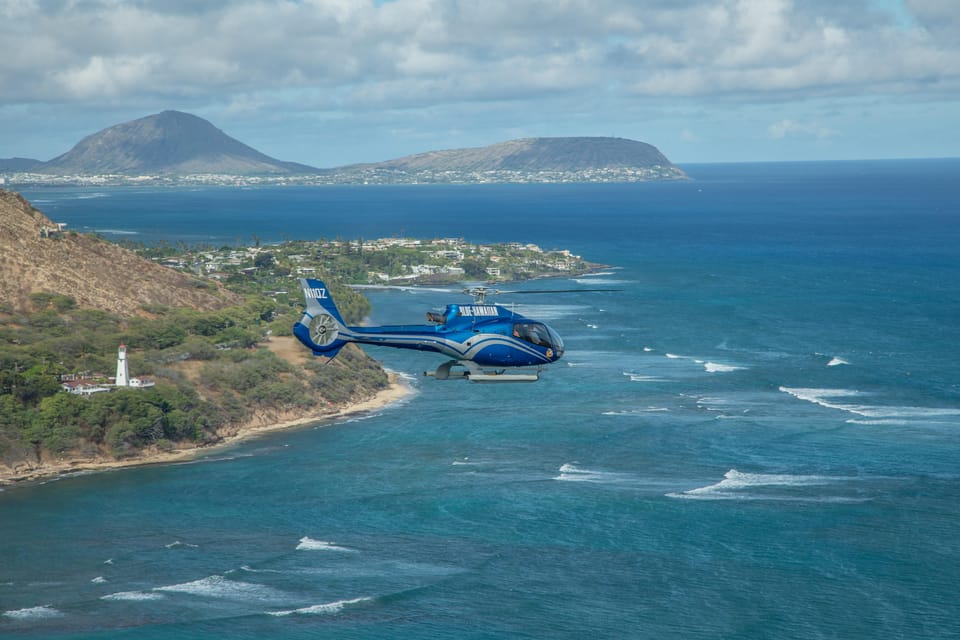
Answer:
[0,189,240,315]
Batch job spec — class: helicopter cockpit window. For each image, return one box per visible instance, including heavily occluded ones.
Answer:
[512,322,555,348]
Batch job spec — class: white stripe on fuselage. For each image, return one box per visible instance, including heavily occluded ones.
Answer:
[340,329,549,363]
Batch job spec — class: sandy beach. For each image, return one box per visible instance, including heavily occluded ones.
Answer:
[0,371,414,488]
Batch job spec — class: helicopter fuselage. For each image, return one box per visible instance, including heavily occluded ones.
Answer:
[341,304,564,366]
[293,279,565,381]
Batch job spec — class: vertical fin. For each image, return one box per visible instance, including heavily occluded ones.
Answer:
[293,278,348,358]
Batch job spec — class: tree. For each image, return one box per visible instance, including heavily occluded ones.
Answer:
[254,252,275,269]
[29,393,83,454]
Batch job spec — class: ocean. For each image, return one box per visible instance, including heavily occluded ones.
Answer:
[3,159,960,638]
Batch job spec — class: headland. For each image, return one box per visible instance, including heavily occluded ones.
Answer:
[0,355,414,487]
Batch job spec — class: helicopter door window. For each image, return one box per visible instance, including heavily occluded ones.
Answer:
[512,323,554,348]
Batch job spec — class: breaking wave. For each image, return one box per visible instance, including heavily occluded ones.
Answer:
[667,469,867,502]
[3,605,64,620]
[622,372,666,382]
[101,590,165,602]
[268,596,372,617]
[296,537,357,553]
[602,407,670,415]
[555,463,630,483]
[165,540,199,549]
[779,387,960,421]
[703,362,746,373]
[154,575,287,601]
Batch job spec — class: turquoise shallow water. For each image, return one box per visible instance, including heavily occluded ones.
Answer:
[4,160,960,638]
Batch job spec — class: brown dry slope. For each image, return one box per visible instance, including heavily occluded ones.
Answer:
[0,189,240,315]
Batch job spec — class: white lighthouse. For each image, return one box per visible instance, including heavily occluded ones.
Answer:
[115,343,130,387]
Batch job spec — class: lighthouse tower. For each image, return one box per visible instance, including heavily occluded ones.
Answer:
[115,343,130,387]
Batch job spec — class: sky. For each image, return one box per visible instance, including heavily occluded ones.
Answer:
[1,0,958,167]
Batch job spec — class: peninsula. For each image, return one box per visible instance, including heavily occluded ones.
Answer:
[0,190,393,485]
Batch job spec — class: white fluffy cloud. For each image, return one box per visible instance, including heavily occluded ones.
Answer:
[767,118,836,140]
[1,0,958,162]
[2,0,957,107]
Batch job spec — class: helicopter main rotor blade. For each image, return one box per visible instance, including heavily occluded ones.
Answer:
[349,284,461,293]
[494,288,623,295]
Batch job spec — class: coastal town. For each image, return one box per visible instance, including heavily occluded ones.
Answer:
[0,163,685,187]
[137,235,598,288]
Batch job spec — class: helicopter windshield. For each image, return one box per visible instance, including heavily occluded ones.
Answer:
[512,322,564,356]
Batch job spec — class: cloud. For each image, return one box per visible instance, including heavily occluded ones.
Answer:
[767,119,837,139]
[1,0,957,112]
[1,0,958,163]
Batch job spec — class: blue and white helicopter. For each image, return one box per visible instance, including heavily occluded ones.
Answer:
[293,277,602,382]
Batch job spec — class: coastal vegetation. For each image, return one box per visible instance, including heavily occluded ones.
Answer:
[0,283,386,475]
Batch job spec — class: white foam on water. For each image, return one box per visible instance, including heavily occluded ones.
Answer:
[3,605,64,620]
[827,357,850,366]
[667,469,862,502]
[780,387,861,408]
[689,469,830,493]
[296,537,357,553]
[622,372,666,382]
[703,362,746,373]
[101,591,165,602]
[91,576,107,584]
[154,575,286,601]
[239,565,284,574]
[555,463,631,483]
[165,540,199,549]
[576,271,618,277]
[697,395,738,408]
[779,387,960,420]
[602,407,670,416]
[268,596,372,617]
[643,347,653,352]
[665,353,684,359]
[861,405,960,419]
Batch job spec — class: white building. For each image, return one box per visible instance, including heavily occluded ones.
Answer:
[115,343,130,387]
[114,344,155,389]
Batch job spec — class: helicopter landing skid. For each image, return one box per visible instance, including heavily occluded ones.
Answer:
[424,360,542,383]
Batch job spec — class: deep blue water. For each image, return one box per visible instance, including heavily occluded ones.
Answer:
[4,159,960,638]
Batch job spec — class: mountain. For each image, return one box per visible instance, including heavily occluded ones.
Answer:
[0,189,241,316]
[3,111,685,182]
[0,158,42,172]
[364,137,681,173]
[36,111,320,176]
